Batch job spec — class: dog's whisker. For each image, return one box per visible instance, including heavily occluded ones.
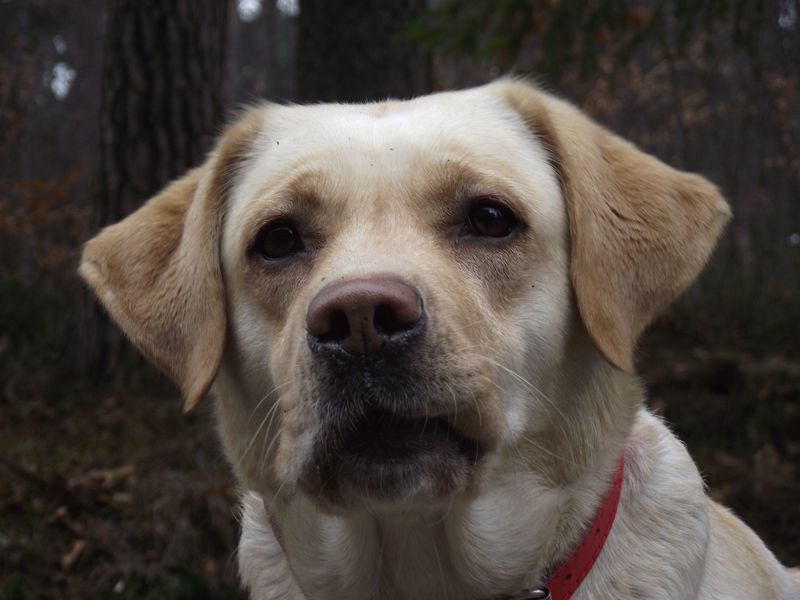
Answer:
[515,432,581,474]
[430,528,449,600]
[463,351,576,443]
[247,379,295,422]
[271,470,293,505]
[428,488,457,526]
[259,415,284,463]
[259,419,287,477]
[241,392,287,461]
[458,357,582,477]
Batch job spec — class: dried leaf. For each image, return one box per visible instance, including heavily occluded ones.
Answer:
[61,539,87,571]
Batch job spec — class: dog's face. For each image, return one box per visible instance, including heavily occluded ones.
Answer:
[218,92,570,509]
[80,80,730,513]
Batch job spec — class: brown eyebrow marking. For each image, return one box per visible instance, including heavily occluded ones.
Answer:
[284,170,326,209]
[419,158,525,212]
[250,169,326,211]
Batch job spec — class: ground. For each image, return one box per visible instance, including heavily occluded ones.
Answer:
[1,330,798,599]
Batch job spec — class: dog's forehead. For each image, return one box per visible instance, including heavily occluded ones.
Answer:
[234,86,552,195]
[261,87,523,156]
[223,86,566,249]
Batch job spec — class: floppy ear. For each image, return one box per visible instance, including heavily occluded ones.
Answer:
[79,112,262,410]
[501,80,731,372]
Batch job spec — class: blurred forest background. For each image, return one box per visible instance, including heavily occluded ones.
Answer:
[1,0,798,598]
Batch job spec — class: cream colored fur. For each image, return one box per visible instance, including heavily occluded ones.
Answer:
[80,80,799,599]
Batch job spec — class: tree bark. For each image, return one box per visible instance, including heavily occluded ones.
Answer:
[297,0,432,103]
[81,0,232,378]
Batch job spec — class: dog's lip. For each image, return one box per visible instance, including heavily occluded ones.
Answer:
[339,408,485,463]
[301,407,490,506]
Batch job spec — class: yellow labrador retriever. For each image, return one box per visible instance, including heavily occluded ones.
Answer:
[80,80,800,599]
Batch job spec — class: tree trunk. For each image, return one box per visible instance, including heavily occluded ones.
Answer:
[81,0,232,379]
[297,0,432,103]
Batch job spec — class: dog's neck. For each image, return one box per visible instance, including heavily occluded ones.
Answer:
[262,355,640,600]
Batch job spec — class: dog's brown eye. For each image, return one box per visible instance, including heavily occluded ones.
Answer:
[254,222,303,260]
[466,202,518,238]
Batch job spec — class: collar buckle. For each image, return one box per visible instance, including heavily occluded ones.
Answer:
[506,587,550,600]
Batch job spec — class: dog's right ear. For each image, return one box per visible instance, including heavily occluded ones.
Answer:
[499,79,731,372]
[79,111,263,411]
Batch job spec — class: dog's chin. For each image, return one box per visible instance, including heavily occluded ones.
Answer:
[300,409,487,512]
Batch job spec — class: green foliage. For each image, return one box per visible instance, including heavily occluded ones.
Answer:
[405,0,770,84]
[0,580,35,600]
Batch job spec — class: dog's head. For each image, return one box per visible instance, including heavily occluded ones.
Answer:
[80,80,730,512]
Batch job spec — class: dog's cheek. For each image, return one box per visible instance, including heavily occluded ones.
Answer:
[439,236,550,435]
[266,323,326,491]
[213,373,277,493]
[214,281,312,493]
[212,303,276,487]
[500,268,575,447]
[426,295,508,448]
[273,389,320,489]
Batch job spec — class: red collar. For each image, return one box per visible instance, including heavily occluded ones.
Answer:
[505,454,625,600]
[266,455,625,600]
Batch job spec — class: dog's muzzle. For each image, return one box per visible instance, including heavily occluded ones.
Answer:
[299,275,485,506]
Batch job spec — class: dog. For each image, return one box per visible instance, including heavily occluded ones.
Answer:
[80,79,800,599]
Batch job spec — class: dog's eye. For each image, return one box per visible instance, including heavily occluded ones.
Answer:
[466,201,518,238]
[253,221,304,260]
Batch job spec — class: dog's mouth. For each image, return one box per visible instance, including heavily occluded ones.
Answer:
[342,408,482,463]
[303,408,487,507]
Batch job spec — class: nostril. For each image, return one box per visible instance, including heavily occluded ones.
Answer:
[374,303,416,337]
[307,276,423,353]
[320,309,349,343]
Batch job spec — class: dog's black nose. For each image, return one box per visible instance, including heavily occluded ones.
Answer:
[306,276,423,354]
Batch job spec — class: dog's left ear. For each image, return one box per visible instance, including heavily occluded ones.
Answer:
[500,80,731,372]
[79,112,262,411]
